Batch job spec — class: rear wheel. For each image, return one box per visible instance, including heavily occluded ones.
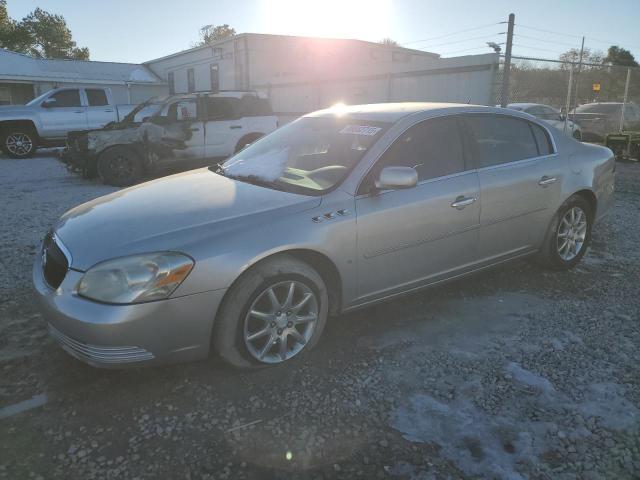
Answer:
[572,129,583,141]
[97,146,143,186]
[537,195,593,270]
[213,255,329,368]
[2,129,37,158]
[234,133,264,153]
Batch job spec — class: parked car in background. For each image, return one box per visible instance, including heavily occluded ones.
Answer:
[64,90,278,186]
[34,103,615,369]
[571,102,640,143]
[0,87,145,158]
[506,103,582,140]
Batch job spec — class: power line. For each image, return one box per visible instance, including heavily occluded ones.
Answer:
[514,33,581,49]
[415,33,505,50]
[511,44,571,56]
[440,44,502,56]
[401,22,502,46]
[515,24,580,39]
[516,23,640,50]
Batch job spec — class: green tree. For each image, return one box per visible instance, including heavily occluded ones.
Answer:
[0,2,89,59]
[0,0,30,52]
[604,46,638,67]
[558,47,604,68]
[196,24,236,46]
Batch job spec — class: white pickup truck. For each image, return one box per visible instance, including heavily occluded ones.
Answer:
[0,87,143,158]
[64,91,279,186]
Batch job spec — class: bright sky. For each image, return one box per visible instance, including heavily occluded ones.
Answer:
[7,0,640,64]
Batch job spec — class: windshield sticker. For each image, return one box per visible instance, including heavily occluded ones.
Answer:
[340,125,382,136]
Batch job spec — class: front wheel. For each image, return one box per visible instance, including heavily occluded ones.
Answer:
[2,129,37,158]
[537,195,593,270]
[213,255,329,368]
[97,146,143,187]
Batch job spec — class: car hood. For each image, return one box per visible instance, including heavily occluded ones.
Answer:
[54,168,321,270]
[0,105,34,115]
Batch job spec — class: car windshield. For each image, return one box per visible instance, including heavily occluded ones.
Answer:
[575,104,621,114]
[26,91,51,106]
[219,116,390,195]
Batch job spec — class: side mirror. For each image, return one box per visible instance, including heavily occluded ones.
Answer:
[41,98,56,108]
[374,166,418,191]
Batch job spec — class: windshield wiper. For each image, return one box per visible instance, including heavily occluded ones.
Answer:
[225,173,286,191]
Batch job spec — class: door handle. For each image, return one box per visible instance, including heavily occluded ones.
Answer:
[451,196,476,209]
[538,176,557,187]
[229,125,242,129]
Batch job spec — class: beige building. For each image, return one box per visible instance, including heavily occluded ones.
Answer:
[145,34,499,115]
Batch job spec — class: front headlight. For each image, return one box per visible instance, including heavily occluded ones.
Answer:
[77,252,194,304]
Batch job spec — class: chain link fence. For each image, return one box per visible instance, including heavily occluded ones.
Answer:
[493,55,640,144]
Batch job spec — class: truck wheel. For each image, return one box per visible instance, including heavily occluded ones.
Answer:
[572,130,583,141]
[2,129,37,159]
[234,133,264,153]
[536,194,593,270]
[97,146,143,187]
[213,254,329,368]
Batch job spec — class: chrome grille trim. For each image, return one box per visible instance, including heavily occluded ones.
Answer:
[48,324,154,364]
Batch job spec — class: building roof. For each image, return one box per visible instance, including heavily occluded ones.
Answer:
[144,32,439,65]
[0,48,164,85]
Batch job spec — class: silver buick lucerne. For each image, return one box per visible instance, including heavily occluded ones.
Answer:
[33,103,615,368]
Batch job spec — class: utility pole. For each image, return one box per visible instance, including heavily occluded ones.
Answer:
[570,36,585,135]
[500,13,515,107]
[620,67,631,132]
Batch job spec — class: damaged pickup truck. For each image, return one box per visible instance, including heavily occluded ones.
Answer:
[64,91,278,186]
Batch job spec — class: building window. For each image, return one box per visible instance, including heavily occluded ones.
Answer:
[210,64,219,92]
[213,47,223,58]
[187,68,195,93]
[168,72,175,95]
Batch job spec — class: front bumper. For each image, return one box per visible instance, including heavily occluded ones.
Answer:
[32,253,226,368]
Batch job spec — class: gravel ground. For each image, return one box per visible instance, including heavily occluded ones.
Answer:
[0,152,639,480]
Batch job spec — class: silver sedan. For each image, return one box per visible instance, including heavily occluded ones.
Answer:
[33,103,615,368]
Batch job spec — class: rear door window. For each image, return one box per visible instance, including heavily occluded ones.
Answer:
[464,115,540,167]
[206,97,239,120]
[530,123,553,155]
[86,89,108,106]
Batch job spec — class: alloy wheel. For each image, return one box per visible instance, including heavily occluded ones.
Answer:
[556,206,588,261]
[5,133,33,157]
[108,154,134,181]
[243,280,319,363]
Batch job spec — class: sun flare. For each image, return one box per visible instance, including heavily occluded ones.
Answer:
[260,0,392,41]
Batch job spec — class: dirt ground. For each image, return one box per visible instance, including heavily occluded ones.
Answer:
[0,152,639,480]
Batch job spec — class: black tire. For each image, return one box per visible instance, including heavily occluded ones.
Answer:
[97,146,143,187]
[572,129,583,141]
[537,194,593,270]
[234,133,263,153]
[1,128,37,159]
[213,254,329,369]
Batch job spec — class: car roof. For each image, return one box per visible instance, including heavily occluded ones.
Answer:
[305,102,503,123]
[507,102,540,109]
